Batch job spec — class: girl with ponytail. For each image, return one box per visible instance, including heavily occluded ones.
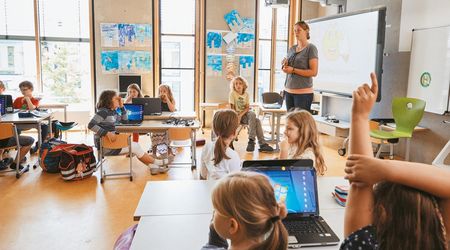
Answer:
[200,109,241,180]
[202,172,289,250]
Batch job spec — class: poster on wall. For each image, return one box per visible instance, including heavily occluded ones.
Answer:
[101,51,119,74]
[133,51,152,72]
[239,55,254,77]
[118,51,152,73]
[241,18,255,34]
[118,24,136,47]
[224,10,244,33]
[135,24,152,47]
[236,33,255,49]
[100,23,119,47]
[206,55,223,76]
[206,31,223,54]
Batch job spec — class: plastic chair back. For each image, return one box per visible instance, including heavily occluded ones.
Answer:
[0,123,15,140]
[101,134,130,149]
[392,97,426,136]
[262,92,283,105]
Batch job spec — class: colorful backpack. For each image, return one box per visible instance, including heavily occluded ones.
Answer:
[59,144,97,181]
[39,138,68,173]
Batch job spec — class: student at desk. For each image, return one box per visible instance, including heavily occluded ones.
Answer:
[124,83,143,143]
[88,90,169,174]
[150,84,176,174]
[0,80,5,94]
[342,73,450,249]
[13,81,49,154]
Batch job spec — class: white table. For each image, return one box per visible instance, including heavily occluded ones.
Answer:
[200,102,259,132]
[116,120,201,170]
[144,111,197,120]
[133,177,347,220]
[258,105,287,152]
[39,103,68,122]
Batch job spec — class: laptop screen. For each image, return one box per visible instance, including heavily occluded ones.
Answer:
[244,163,318,214]
[0,95,6,115]
[123,104,143,121]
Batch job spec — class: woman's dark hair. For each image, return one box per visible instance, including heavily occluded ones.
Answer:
[96,90,117,110]
[373,182,448,250]
[295,21,310,40]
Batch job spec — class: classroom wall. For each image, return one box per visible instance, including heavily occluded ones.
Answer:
[307,0,450,164]
[92,0,154,99]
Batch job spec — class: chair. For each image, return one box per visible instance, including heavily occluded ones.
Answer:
[98,133,133,183]
[260,92,283,128]
[370,97,426,160]
[168,128,195,170]
[0,123,29,178]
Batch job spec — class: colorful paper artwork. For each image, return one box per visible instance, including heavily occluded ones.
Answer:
[100,23,119,47]
[100,23,152,48]
[135,24,152,47]
[239,55,254,77]
[224,10,244,33]
[236,33,255,49]
[206,55,223,76]
[101,50,151,74]
[241,18,255,34]
[101,51,119,73]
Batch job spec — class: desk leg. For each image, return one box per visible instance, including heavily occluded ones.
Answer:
[37,123,42,148]
[270,112,275,142]
[201,108,205,134]
[275,114,281,152]
[405,138,410,161]
[64,107,67,122]
[191,129,197,170]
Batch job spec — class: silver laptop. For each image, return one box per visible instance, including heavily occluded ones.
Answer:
[243,159,340,248]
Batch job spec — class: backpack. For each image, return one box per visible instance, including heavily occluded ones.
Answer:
[59,144,97,181]
[39,138,68,173]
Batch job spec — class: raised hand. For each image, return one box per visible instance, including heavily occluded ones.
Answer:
[351,72,378,118]
[345,154,389,185]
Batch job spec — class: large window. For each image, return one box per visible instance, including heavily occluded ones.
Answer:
[160,0,196,112]
[38,0,92,111]
[0,0,37,93]
[257,0,289,100]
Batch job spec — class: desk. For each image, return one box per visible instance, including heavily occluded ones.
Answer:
[144,111,196,120]
[0,111,53,175]
[200,102,259,131]
[116,120,201,170]
[133,177,347,221]
[39,103,68,122]
[130,177,347,250]
[258,105,287,152]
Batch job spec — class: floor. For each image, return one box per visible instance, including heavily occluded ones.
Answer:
[0,125,347,250]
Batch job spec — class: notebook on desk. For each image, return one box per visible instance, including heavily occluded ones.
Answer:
[116,104,143,126]
[242,159,340,248]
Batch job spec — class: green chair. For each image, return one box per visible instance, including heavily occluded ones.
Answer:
[370,97,425,160]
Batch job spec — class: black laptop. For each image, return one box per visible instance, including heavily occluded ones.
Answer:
[0,94,13,114]
[242,159,340,248]
[132,97,162,116]
[116,104,144,126]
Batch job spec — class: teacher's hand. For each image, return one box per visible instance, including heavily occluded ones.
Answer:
[282,66,294,74]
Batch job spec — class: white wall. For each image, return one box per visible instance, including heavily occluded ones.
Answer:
[399,0,450,51]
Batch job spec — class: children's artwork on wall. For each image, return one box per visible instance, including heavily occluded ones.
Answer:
[206,31,223,54]
[101,51,119,74]
[133,51,152,73]
[241,18,255,34]
[236,33,255,49]
[118,24,137,47]
[118,51,135,72]
[117,51,152,73]
[239,55,254,77]
[135,24,152,47]
[100,23,119,47]
[206,55,223,76]
[223,31,237,45]
[224,10,244,33]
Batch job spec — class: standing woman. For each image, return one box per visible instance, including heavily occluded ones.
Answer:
[282,21,318,112]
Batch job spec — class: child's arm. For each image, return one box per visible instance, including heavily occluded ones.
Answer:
[167,98,176,112]
[24,96,37,110]
[344,73,378,237]
[88,110,109,137]
[279,139,289,159]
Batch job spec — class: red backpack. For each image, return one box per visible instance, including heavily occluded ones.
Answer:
[59,144,97,181]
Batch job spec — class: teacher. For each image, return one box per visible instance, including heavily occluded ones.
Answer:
[282,21,318,112]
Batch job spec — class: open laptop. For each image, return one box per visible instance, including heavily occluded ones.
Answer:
[116,104,144,126]
[0,94,13,114]
[132,97,162,116]
[242,159,340,248]
[0,95,6,116]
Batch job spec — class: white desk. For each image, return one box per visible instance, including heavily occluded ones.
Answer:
[258,105,287,152]
[39,103,68,122]
[130,205,345,250]
[116,120,201,170]
[144,111,196,120]
[133,177,347,221]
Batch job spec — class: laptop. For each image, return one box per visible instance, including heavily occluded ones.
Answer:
[0,95,6,116]
[0,94,13,114]
[132,97,162,116]
[116,104,144,126]
[242,159,340,248]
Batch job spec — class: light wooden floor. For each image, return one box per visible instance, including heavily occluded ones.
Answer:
[0,126,347,250]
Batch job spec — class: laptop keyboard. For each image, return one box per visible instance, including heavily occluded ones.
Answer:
[283,218,327,234]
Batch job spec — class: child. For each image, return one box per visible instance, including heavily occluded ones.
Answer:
[124,83,143,104]
[202,172,289,249]
[150,84,176,168]
[124,84,143,143]
[342,73,450,249]
[279,110,326,175]
[0,80,5,94]
[13,81,49,154]
[88,90,169,175]
[200,109,241,180]
[228,76,273,152]
[0,132,34,171]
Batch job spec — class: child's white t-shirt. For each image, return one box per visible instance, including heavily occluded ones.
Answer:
[288,145,316,166]
[200,141,241,180]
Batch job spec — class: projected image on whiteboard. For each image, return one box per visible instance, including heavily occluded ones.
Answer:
[308,9,384,97]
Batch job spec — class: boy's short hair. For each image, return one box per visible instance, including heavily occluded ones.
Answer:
[19,81,34,91]
[0,80,5,90]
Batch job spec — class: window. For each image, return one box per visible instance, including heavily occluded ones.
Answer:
[257,0,289,99]
[160,0,196,112]
[38,0,92,111]
[0,0,37,94]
